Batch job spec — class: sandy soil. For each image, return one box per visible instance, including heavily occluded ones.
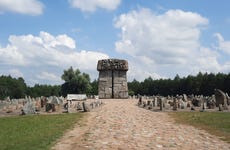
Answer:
[52,99,230,150]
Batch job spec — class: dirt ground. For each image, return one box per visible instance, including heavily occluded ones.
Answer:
[51,99,230,150]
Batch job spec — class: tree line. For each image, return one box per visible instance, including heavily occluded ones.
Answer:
[128,72,230,96]
[1,67,230,99]
[0,67,98,99]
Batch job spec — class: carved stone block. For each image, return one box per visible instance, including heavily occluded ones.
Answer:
[97,59,128,99]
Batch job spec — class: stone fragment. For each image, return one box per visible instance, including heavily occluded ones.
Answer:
[160,98,164,111]
[172,98,177,111]
[76,102,83,111]
[207,95,216,109]
[138,97,142,106]
[183,94,188,101]
[226,93,230,105]
[82,102,90,112]
[154,97,158,107]
[192,98,201,107]
[142,101,147,108]
[215,89,228,110]
[22,97,36,114]
[219,104,223,111]
[147,100,151,106]
[200,100,206,112]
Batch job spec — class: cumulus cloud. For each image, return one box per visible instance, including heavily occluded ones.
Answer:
[0,31,109,85]
[37,71,60,82]
[39,31,76,49]
[0,0,44,15]
[0,44,26,66]
[127,58,162,81]
[214,33,230,54]
[192,47,221,73]
[115,9,208,60]
[114,8,228,79]
[69,0,121,12]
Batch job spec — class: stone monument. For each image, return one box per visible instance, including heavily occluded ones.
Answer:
[97,59,128,99]
[215,89,228,110]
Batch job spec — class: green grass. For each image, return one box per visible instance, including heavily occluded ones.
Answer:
[169,112,230,143]
[0,113,84,150]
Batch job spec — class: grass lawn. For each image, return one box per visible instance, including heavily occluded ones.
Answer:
[0,113,84,150]
[169,112,230,143]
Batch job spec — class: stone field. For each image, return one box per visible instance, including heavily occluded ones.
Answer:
[0,96,102,117]
[52,99,230,150]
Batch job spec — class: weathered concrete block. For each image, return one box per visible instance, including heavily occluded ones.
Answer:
[97,59,128,99]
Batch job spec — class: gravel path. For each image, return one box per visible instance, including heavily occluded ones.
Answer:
[52,99,230,150]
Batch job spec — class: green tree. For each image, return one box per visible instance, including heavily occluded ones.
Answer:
[0,75,27,99]
[128,79,141,95]
[142,77,153,95]
[127,72,230,96]
[61,67,91,96]
[89,79,98,95]
[27,84,61,97]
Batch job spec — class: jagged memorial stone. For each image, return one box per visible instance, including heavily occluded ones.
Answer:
[97,59,128,99]
[215,89,228,110]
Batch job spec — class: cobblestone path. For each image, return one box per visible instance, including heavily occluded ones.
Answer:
[52,99,230,150]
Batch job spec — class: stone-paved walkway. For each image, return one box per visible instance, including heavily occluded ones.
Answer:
[52,99,230,150]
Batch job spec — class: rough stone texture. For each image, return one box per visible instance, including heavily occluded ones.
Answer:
[215,89,228,110]
[82,102,90,112]
[22,97,36,115]
[52,99,230,150]
[160,98,164,111]
[97,59,128,99]
[183,94,188,101]
[97,59,128,71]
[172,98,177,111]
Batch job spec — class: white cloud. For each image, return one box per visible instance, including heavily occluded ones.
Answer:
[2,31,78,66]
[222,62,230,72]
[115,8,208,60]
[0,31,109,85]
[0,0,44,15]
[0,44,26,65]
[127,58,162,81]
[114,8,226,79]
[192,47,221,73]
[69,0,121,12]
[39,31,76,49]
[214,33,230,54]
[37,71,60,82]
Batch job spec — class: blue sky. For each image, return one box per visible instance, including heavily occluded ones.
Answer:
[0,0,230,86]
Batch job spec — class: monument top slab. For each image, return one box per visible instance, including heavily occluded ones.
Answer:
[97,59,128,71]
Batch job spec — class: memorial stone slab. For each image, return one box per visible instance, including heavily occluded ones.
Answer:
[97,59,128,99]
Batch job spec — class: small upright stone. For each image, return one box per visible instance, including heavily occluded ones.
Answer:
[154,97,158,107]
[76,102,83,111]
[147,100,151,106]
[160,98,164,111]
[183,94,188,101]
[82,102,90,112]
[172,98,177,111]
[142,101,147,108]
[200,100,206,112]
[138,97,142,106]
[226,93,230,105]
[219,104,223,111]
